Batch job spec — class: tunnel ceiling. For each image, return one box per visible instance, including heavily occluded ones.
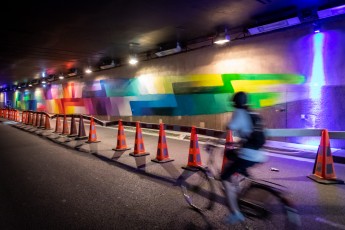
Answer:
[0,0,343,87]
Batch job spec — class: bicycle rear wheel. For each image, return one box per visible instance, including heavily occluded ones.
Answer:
[239,183,300,230]
[180,168,215,212]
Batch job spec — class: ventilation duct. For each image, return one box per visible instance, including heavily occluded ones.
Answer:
[248,17,301,35]
[31,79,40,85]
[100,60,116,70]
[317,4,345,19]
[155,42,182,57]
[46,75,55,82]
[67,69,78,77]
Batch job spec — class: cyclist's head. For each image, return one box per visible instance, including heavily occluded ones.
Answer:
[231,91,248,109]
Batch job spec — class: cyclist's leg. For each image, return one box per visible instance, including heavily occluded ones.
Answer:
[221,156,246,224]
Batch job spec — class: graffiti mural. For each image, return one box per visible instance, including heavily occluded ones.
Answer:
[3,73,305,116]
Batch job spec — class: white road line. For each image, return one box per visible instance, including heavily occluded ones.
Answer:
[315,217,345,229]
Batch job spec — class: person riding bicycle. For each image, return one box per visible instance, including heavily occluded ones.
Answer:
[221,91,268,224]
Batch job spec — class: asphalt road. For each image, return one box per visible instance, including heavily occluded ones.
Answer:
[1,119,345,230]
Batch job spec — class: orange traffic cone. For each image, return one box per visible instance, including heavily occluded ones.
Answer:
[86,117,100,143]
[54,116,62,133]
[39,113,45,128]
[308,129,344,184]
[129,122,149,157]
[68,115,78,137]
[183,126,203,171]
[221,130,234,172]
[152,123,174,163]
[35,113,40,127]
[113,120,131,151]
[75,115,88,140]
[44,114,52,130]
[28,112,32,125]
[32,113,36,126]
[61,114,70,135]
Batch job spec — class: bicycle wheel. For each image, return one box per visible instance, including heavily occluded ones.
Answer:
[180,168,215,212]
[239,183,300,230]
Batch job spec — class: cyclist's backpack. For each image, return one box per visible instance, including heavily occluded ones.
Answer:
[243,112,266,150]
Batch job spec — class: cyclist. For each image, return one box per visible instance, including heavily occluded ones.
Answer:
[221,91,268,224]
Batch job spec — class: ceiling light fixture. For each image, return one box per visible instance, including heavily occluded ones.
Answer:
[129,55,138,65]
[59,74,64,80]
[85,67,92,74]
[128,43,139,65]
[313,22,321,33]
[214,28,231,45]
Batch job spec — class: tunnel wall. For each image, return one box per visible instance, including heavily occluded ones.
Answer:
[2,16,345,147]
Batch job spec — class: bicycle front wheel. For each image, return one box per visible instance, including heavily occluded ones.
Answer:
[180,168,215,212]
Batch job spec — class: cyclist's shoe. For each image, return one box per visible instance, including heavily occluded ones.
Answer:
[224,211,245,225]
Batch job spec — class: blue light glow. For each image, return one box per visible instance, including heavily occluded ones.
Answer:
[309,32,325,99]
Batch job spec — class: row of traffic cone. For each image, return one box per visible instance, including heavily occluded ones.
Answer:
[14,111,344,184]
[113,120,174,162]
[54,115,89,140]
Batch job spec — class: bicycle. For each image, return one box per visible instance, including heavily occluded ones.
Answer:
[179,139,301,229]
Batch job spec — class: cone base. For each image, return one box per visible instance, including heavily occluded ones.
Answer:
[151,158,174,163]
[307,175,344,184]
[85,140,101,143]
[182,165,203,172]
[113,147,131,151]
[68,134,78,137]
[129,152,150,157]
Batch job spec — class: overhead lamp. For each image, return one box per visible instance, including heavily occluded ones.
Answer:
[128,42,139,65]
[129,55,138,65]
[58,74,64,80]
[313,22,321,33]
[41,80,47,84]
[214,28,230,45]
[85,67,92,74]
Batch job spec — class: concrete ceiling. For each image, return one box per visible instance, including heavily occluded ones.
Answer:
[0,0,343,87]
